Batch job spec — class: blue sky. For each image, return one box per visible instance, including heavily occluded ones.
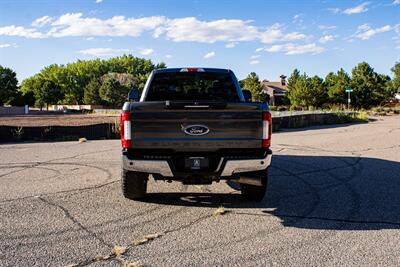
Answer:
[0,0,399,82]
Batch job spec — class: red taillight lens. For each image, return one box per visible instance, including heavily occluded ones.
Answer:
[120,112,131,148]
[262,111,272,149]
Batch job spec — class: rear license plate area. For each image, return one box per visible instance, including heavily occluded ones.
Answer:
[184,157,209,170]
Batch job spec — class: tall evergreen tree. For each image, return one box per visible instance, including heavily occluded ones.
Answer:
[325,68,350,105]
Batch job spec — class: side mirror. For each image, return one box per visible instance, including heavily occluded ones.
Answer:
[128,88,140,102]
[242,90,252,102]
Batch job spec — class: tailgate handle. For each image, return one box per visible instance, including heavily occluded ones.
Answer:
[184,105,210,108]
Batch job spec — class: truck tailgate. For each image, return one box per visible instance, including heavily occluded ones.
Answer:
[129,102,263,151]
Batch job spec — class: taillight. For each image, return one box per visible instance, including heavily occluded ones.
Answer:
[262,111,272,149]
[120,112,131,148]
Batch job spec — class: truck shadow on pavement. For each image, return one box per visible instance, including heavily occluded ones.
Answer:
[143,155,400,230]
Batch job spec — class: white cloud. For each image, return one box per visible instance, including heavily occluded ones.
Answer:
[32,16,54,27]
[249,60,260,65]
[78,47,130,57]
[329,2,369,15]
[162,17,259,43]
[95,0,103,3]
[284,32,306,41]
[394,0,400,4]
[225,42,238,48]
[259,23,306,44]
[1,13,307,46]
[203,51,215,59]
[0,25,45,38]
[255,47,264,52]
[292,14,304,26]
[49,13,166,37]
[353,24,392,40]
[319,35,334,43]
[0,43,11,48]
[318,25,337,30]
[139,48,154,55]
[343,2,369,14]
[265,43,324,55]
[250,55,260,59]
[165,54,172,58]
[85,37,94,41]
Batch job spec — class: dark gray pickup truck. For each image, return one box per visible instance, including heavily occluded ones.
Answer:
[120,68,272,201]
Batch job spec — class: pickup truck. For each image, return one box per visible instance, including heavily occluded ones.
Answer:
[120,68,272,201]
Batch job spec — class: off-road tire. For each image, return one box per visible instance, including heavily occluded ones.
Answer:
[240,171,268,201]
[121,170,148,199]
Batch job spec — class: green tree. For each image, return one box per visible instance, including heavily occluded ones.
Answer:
[38,80,63,110]
[350,62,390,108]
[309,75,328,107]
[376,73,393,103]
[99,78,129,107]
[242,72,266,101]
[9,90,35,106]
[287,71,327,108]
[0,65,18,105]
[20,54,166,105]
[83,78,102,105]
[287,69,300,92]
[21,75,63,110]
[390,62,400,96]
[101,72,138,90]
[325,68,350,105]
[287,70,312,107]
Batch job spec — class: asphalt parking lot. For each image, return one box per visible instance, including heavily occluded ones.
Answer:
[1,116,399,266]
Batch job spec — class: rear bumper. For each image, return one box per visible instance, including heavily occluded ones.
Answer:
[122,150,272,178]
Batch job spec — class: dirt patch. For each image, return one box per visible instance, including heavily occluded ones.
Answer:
[0,114,119,127]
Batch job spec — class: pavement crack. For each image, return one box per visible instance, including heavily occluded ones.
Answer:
[67,212,213,267]
[0,180,118,204]
[36,196,113,248]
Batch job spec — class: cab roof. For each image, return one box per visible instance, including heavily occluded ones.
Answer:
[153,68,231,73]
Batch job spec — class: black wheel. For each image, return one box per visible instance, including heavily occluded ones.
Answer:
[240,171,268,201]
[121,170,148,200]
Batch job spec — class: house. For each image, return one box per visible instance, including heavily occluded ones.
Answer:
[261,75,289,106]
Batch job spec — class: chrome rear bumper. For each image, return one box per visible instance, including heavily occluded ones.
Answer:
[122,157,173,177]
[122,152,272,178]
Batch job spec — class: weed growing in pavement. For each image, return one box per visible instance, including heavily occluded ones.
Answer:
[111,118,120,137]
[12,126,24,140]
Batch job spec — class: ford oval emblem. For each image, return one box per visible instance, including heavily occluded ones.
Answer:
[182,125,210,136]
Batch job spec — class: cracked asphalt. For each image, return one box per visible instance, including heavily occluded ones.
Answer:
[1,116,400,266]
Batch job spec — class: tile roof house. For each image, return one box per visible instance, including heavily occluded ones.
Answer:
[261,75,289,105]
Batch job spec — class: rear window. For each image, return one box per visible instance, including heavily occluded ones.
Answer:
[145,72,240,101]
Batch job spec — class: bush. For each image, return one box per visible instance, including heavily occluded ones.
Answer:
[371,107,384,113]
[269,105,277,111]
